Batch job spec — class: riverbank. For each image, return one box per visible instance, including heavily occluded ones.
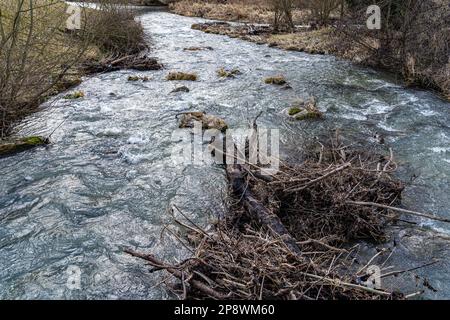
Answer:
[169,0,308,24]
[170,0,449,101]
[0,1,161,140]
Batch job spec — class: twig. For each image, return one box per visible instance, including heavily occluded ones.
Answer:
[347,201,450,223]
[300,272,392,296]
[125,249,228,299]
[286,163,351,193]
[381,260,440,279]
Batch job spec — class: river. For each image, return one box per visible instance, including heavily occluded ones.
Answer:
[0,10,449,299]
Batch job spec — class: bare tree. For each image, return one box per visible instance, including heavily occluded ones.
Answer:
[269,0,295,32]
[307,0,340,26]
[0,0,91,137]
[335,0,450,96]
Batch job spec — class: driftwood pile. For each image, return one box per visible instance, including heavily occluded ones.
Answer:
[126,128,446,300]
[82,54,162,74]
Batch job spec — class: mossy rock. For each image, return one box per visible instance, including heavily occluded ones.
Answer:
[286,97,323,121]
[288,107,302,116]
[64,91,84,100]
[171,86,190,93]
[265,76,287,85]
[167,72,198,81]
[217,67,241,78]
[294,110,322,120]
[178,112,228,132]
[128,75,149,82]
[0,136,48,157]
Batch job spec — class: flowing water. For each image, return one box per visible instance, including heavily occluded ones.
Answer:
[1,10,449,299]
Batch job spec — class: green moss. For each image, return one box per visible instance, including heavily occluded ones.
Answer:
[288,97,323,121]
[167,72,198,81]
[0,136,48,156]
[295,111,321,120]
[288,107,302,116]
[64,91,85,100]
[21,136,45,145]
[265,76,287,85]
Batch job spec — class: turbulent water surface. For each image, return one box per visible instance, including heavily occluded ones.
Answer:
[1,10,449,299]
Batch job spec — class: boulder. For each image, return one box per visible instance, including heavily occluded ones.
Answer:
[178,112,228,132]
[285,97,323,121]
[171,86,190,93]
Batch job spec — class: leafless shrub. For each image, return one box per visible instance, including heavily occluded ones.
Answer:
[306,0,341,26]
[268,0,295,32]
[0,0,148,137]
[86,0,147,56]
[0,0,91,137]
[335,0,450,96]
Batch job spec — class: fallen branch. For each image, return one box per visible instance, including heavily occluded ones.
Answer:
[285,162,351,193]
[125,249,228,299]
[227,164,303,257]
[347,201,450,223]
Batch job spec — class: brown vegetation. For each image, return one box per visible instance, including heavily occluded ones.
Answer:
[170,0,308,24]
[167,71,198,81]
[126,130,441,299]
[335,0,449,99]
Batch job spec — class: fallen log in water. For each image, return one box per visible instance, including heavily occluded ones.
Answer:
[227,164,303,257]
[0,136,49,157]
[82,54,162,73]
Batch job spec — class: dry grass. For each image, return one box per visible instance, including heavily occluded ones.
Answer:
[268,28,335,54]
[265,75,287,85]
[170,0,308,24]
[167,71,198,81]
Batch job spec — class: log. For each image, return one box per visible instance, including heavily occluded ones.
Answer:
[82,55,162,74]
[227,164,303,257]
[347,201,450,224]
[0,136,48,157]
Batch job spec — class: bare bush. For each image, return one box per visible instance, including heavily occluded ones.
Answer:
[336,0,450,96]
[86,0,147,56]
[0,0,91,137]
[306,0,341,26]
[268,0,295,32]
[0,0,148,137]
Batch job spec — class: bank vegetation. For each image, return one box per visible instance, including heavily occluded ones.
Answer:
[0,0,159,139]
[171,0,449,100]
